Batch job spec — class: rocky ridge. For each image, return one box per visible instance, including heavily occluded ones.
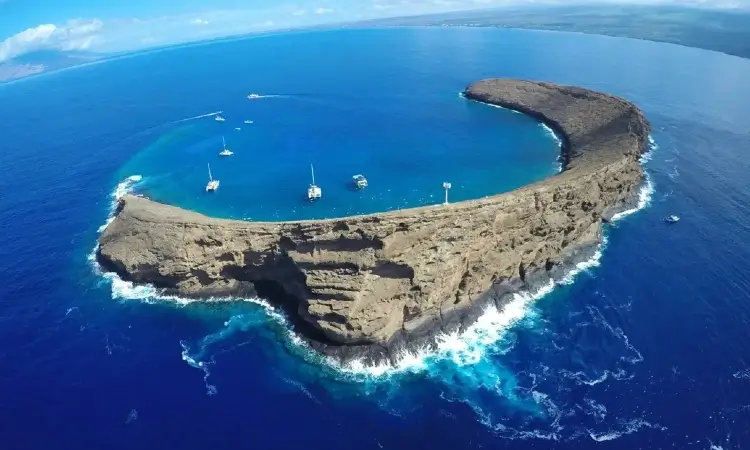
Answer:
[97,79,650,364]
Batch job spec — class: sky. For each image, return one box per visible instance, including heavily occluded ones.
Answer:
[1,0,749,62]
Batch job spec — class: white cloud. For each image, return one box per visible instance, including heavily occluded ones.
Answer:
[372,2,396,10]
[315,7,336,14]
[0,19,103,62]
[190,18,209,25]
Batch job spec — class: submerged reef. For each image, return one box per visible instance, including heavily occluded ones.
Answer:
[97,79,650,365]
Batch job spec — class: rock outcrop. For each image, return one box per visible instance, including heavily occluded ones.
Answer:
[97,79,650,364]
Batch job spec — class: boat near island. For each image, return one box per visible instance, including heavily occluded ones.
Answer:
[352,174,368,189]
[206,163,220,192]
[664,215,680,224]
[308,164,322,201]
[219,136,233,156]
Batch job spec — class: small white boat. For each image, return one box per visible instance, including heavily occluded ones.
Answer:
[244,120,254,124]
[234,127,241,131]
[308,164,322,201]
[247,93,261,99]
[206,163,220,191]
[219,136,233,156]
[215,115,226,122]
[664,215,680,224]
[352,174,368,189]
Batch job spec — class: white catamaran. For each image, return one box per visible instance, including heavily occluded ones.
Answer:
[307,164,322,200]
[219,136,233,156]
[206,163,220,192]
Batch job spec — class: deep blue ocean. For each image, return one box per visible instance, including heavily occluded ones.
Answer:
[1,27,750,449]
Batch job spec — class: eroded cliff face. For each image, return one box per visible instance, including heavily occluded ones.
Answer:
[97,79,650,363]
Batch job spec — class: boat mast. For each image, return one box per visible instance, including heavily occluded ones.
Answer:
[208,163,213,181]
[310,164,316,186]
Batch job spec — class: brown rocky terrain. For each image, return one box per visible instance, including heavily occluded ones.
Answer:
[97,79,650,364]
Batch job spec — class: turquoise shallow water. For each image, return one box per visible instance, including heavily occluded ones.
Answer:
[1,26,750,449]
[113,37,561,221]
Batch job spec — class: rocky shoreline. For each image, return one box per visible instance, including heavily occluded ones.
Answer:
[97,78,650,366]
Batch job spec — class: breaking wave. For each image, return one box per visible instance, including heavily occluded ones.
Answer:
[540,123,563,148]
[610,172,654,222]
[96,175,142,232]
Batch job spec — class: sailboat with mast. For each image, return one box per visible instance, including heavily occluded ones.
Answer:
[206,163,220,192]
[219,136,233,156]
[307,164,322,200]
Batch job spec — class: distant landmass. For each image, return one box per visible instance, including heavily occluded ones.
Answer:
[3,4,750,84]
[0,50,104,83]
[357,4,750,59]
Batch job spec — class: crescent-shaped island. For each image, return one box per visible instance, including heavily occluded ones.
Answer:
[97,79,650,365]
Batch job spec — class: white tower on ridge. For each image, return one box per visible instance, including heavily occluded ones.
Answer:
[443,181,451,205]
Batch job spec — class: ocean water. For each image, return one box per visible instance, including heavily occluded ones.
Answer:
[1,27,750,449]
[113,62,560,221]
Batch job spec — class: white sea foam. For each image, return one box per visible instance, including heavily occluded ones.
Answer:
[610,172,654,223]
[97,175,143,232]
[330,280,556,379]
[538,122,565,172]
[180,341,218,395]
[583,398,608,421]
[90,175,143,269]
[588,419,666,442]
[608,135,657,222]
[540,123,563,148]
[641,136,657,164]
[558,240,605,285]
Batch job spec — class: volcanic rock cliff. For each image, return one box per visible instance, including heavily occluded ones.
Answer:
[97,79,650,364]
